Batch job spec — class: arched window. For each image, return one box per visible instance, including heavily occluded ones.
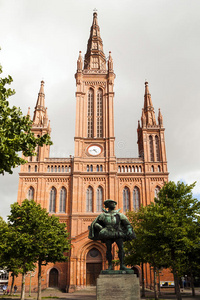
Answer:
[155,186,161,199]
[58,166,60,172]
[87,89,94,137]
[97,165,99,172]
[47,165,50,172]
[28,165,31,172]
[62,166,64,172]
[87,165,89,172]
[123,187,130,211]
[125,166,128,172]
[69,166,71,172]
[139,166,142,172]
[96,186,103,212]
[155,136,160,161]
[133,187,140,211]
[55,166,57,172]
[151,165,154,172]
[118,166,121,172]
[135,166,138,172]
[121,166,124,173]
[49,187,56,213]
[149,135,154,161]
[65,166,68,172]
[35,165,37,172]
[132,166,135,172]
[90,165,93,172]
[100,165,103,171]
[97,89,103,138]
[86,186,93,212]
[128,166,131,172]
[51,166,53,172]
[27,187,34,200]
[59,187,66,213]
[158,165,161,172]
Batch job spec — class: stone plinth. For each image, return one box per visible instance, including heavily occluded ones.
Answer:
[96,272,140,300]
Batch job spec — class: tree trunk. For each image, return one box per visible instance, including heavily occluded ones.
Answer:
[190,273,195,297]
[10,274,14,295]
[154,266,158,300]
[158,271,161,297]
[37,261,42,300]
[21,273,26,300]
[141,262,145,297]
[173,268,182,300]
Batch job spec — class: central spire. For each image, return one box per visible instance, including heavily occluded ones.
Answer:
[84,12,106,70]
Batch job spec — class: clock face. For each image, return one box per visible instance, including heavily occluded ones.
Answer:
[87,145,102,156]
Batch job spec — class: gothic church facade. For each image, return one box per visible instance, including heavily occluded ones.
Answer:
[17,12,169,292]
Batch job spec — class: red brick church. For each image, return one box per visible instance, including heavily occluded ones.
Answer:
[16,12,173,292]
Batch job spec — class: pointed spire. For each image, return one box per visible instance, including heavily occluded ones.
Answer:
[84,12,106,70]
[143,81,156,126]
[158,108,163,127]
[27,107,31,118]
[33,81,47,126]
[108,51,114,72]
[77,51,83,72]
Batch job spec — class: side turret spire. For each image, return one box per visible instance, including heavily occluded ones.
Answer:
[143,81,156,126]
[33,81,49,127]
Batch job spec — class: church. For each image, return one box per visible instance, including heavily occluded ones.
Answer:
[16,12,171,292]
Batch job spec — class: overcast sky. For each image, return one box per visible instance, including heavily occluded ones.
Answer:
[0,0,200,219]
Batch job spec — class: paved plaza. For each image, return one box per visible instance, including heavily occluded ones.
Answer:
[1,287,200,300]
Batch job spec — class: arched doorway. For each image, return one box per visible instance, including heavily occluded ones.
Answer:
[49,268,58,288]
[86,248,102,286]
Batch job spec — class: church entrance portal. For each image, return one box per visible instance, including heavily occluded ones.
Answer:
[49,268,58,288]
[86,248,102,286]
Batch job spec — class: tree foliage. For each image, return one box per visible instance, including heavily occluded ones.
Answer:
[125,181,200,300]
[0,64,52,175]
[2,200,70,300]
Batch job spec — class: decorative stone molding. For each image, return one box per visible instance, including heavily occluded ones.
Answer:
[119,178,142,182]
[150,177,165,182]
[85,81,106,88]
[47,178,70,182]
[24,178,38,182]
[83,70,107,74]
[83,177,106,182]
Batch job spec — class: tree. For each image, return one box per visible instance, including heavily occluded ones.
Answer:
[0,63,52,175]
[125,181,200,300]
[8,200,70,300]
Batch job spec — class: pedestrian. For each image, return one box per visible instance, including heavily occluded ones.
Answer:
[7,289,9,295]
[14,285,17,294]
[2,285,7,295]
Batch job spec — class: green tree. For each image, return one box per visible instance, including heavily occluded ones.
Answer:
[0,64,52,175]
[8,200,70,300]
[125,181,200,300]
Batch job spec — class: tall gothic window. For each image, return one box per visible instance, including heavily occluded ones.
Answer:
[86,186,93,212]
[133,187,140,211]
[27,187,34,200]
[155,186,161,199]
[155,136,160,161]
[59,187,66,213]
[123,187,130,211]
[97,89,103,138]
[87,89,94,137]
[96,186,103,212]
[149,135,154,161]
[49,187,56,213]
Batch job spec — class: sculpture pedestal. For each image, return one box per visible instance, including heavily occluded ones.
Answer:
[96,272,140,300]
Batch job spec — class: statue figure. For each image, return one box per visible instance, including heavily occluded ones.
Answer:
[88,199,136,271]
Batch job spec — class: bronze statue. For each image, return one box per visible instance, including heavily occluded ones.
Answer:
[88,199,136,270]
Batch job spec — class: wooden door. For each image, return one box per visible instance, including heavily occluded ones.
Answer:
[49,268,58,287]
[86,263,102,286]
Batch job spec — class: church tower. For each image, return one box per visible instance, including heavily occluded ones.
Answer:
[15,12,171,293]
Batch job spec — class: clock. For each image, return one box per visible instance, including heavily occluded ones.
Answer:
[87,145,102,156]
